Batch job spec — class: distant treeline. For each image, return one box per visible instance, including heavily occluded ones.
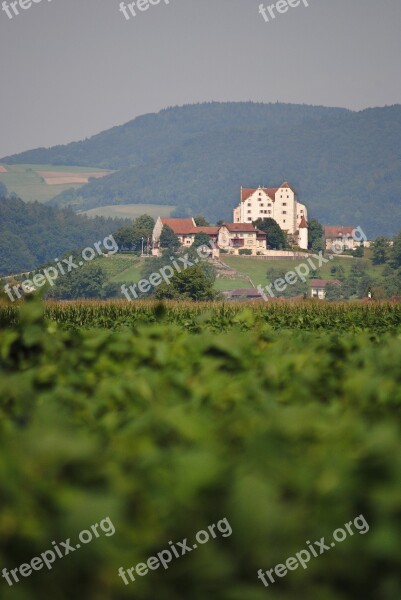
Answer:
[0,190,129,276]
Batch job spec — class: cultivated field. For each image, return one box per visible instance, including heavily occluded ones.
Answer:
[1,299,401,332]
[0,164,112,202]
[80,203,176,220]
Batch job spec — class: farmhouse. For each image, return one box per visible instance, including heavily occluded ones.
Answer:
[233,182,308,249]
[311,279,341,299]
[152,218,219,248]
[152,218,267,255]
[324,226,358,251]
[218,223,267,253]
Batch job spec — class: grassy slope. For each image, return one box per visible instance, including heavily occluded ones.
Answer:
[99,254,145,284]
[98,252,387,294]
[221,253,386,289]
[214,278,252,291]
[0,164,112,203]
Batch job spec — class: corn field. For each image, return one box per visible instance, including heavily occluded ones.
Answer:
[1,299,401,332]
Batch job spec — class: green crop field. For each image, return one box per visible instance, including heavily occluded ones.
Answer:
[0,164,112,202]
[80,203,176,220]
[2,299,401,332]
[0,299,400,600]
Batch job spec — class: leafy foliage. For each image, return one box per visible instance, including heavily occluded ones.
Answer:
[114,214,154,252]
[371,236,391,265]
[308,219,324,252]
[192,232,212,249]
[325,282,345,301]
[47,263,107,300]
[193,215,209,226]
[265,267,308,298]
[390,231,401,269]
[0,300,400,600]
[154,265,217,301]
[159,225,180,251]
[253,218,288,249]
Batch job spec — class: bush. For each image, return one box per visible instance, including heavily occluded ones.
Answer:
[238,249,253,255]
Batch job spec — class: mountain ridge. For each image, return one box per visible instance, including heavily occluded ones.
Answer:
[2,102,401,237]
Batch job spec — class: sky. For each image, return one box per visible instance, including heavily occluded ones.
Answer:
[0,0,400,157]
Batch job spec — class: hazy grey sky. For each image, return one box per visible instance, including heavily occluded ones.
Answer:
[1,0,400,157]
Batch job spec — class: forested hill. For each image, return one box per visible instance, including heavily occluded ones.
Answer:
[2,103,347,169]
[2,102,401,236]
[0,192,128,276]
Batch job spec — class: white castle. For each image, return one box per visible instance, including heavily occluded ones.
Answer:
[233,181,308,249]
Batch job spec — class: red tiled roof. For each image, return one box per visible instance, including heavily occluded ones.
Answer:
[324,226,354,239]
[191,226,219,235]
[160,219,220,237]
[299,216,308,228]
[223,223,262,233]
[241,188,256,202]
[241,182,294,203]
[311,279,341,288]
[161,218,196,234]
[241,187,278,202]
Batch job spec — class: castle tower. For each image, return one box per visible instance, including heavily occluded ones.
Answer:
[298,215,308,250]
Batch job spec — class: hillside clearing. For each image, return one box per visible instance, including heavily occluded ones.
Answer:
[0,164,112,202]
[80,203,175,220]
